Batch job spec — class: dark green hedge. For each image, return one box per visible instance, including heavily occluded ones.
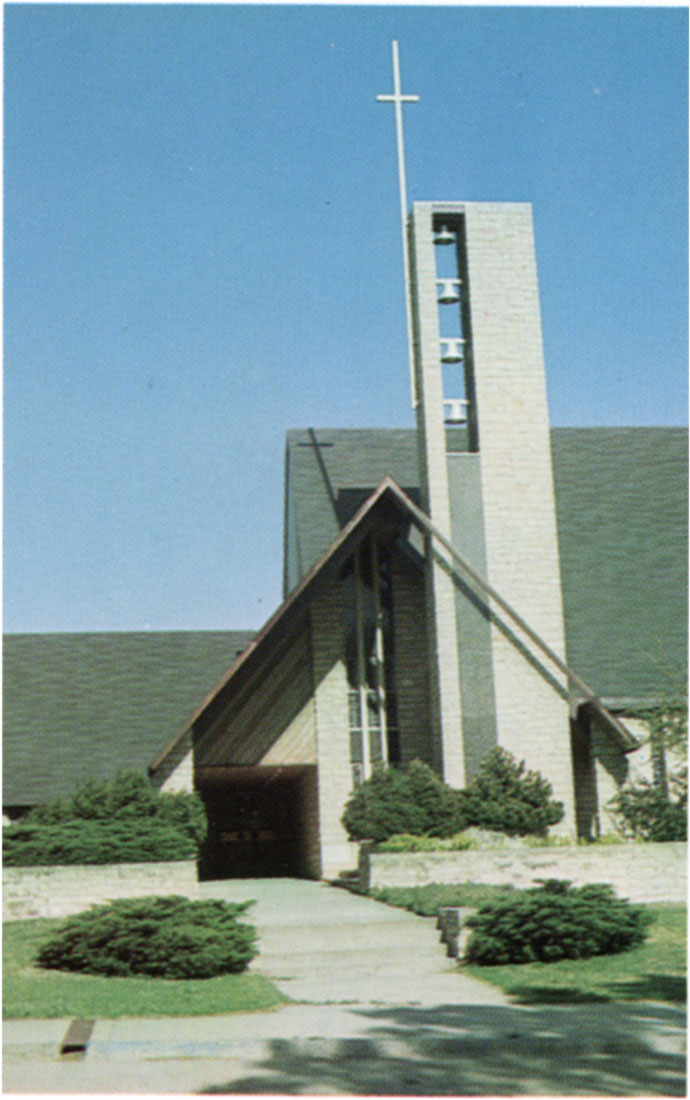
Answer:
[4,771,207,865]
[36,895,258,979]
[3,818,196,865]
[464,880,653,965]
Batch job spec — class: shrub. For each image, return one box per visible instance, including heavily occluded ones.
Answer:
[377,832,475,852]
[341,761,465,842]
[3,818,197,865]
[464,880,653,965]
[608,779,687,842]
[458,748,565,837]
[36,895,259,979]
[6,771,208,865]
[27,771,207,847]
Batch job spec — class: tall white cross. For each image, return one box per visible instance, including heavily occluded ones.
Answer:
[377,41,420,408]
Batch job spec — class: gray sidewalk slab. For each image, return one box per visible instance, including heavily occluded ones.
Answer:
[3,1002,687,1095]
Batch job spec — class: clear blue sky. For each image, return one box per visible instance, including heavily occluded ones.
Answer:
[5,4,688,634]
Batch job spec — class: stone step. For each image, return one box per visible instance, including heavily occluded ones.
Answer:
[254,947,452,975]
[255,921,442,953]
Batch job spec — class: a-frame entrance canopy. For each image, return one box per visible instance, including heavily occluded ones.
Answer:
[151,475,637,789]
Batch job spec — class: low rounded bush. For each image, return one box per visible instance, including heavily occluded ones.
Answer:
[464,880,653,965]
[3,818,196,865]
[342,761,465,842]
[36,895,259,979]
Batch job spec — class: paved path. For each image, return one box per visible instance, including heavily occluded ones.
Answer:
[197,877,508,1006]
[3,879,687,1095]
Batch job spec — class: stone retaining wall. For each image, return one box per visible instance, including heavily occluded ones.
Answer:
[363,842,687,904]
[3,861,200,921]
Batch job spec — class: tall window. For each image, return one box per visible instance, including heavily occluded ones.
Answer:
[344,537,400,787]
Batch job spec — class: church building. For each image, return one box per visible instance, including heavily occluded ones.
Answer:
[4,198,686,881]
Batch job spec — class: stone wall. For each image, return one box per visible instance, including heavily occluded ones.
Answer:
[364,843,687,904]
[3,861,199,921]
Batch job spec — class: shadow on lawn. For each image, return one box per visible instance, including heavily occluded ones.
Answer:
[506,985,611,1004]
[607,974,687,1004]
[198,1001,687,1096]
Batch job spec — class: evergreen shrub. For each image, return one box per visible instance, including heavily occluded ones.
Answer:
[36,895,258,979]
[342,761,465,842]
[342,750,564,843]
[464,880,653,965]
[4,771,207,865]
[457,748,564,837]
[3,818,196,865]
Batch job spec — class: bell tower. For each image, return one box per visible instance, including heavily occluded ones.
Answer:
[378,45,575,825]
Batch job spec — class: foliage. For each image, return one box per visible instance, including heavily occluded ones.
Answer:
[457,748,564,837]
[370,882,516,916]
[26,771,207,846]
[377,832,475,852]
[5,771,208,865]
[464,880,653,966]
[4,917,284,1018]
[341,761,465,842]
[462,903,685,1004]
[36,896,259,980]
[3,818,196,865]
[609,701,687,842]
[608,780,687,842]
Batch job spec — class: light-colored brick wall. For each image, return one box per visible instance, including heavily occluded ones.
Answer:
[310,583,359,877]
[3,861,200,921]
[462,202,575,828]
[160,750,194,793]
[366,843,687,904]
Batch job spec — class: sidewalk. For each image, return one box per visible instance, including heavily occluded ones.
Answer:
[4,1001,686,1095]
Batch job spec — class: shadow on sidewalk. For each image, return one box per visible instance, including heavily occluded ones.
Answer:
[199,1001,686,1097]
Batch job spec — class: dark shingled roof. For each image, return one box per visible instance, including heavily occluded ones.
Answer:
[285,426,688,704]
[3,631,254,805]
[551,427,688,701]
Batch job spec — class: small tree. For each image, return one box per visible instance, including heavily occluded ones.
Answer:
[609,700,687,842]
[458,747,564,837]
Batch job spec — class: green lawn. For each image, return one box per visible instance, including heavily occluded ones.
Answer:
[371,885,686,1006]
[3,918,289,1019]
[463,903,686,1004]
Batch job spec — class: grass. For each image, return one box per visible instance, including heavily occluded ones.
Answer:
[463,903,687,1004]
[371,885,686,1005]
[3,917,289,1019]
[371,881,517,915]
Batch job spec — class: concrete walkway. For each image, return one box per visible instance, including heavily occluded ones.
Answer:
[197,876,508,1006]
[3,879,687,1095]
